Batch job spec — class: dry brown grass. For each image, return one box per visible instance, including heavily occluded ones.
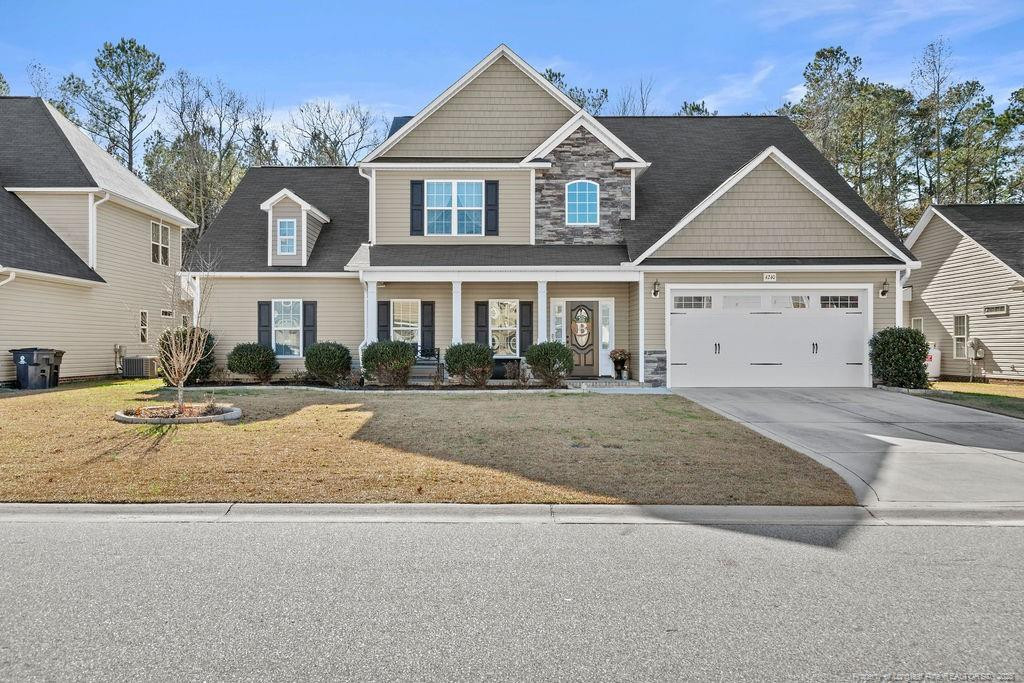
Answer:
[0,380,855,505]
[929,381,1024,420]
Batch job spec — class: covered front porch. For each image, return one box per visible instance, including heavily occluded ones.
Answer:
[360,271,642,380]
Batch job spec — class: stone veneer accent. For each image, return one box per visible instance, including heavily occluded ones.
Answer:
[644,350,667,387]
[534,127,631,245]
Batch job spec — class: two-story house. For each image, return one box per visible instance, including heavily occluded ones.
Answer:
[191,45,919,387]
[0,97,196,384]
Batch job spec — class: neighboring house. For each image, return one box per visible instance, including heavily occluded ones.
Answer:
[904,205,1024,380]
[0,97,197,384]
[190,45,918,388]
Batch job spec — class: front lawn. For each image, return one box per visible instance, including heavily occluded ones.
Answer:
[927,381,1024,420]
[0,380,855,505]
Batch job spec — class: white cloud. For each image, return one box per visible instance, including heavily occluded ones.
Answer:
[782,83,807,105]
[700,61,776,113]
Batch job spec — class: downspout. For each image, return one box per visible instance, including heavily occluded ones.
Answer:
[0,268,16,288]
[88,191,112,269]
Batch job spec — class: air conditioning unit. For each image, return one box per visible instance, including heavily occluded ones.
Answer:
[123,356,159,378]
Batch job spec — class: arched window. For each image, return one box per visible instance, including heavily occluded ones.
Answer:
[565,180,599,225]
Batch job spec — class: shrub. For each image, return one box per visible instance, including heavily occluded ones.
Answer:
[226,343,280,383]
[869,326,929,389]
[304,342,352,386]
[158,327,216,386]
[525,342,574,388]
[445,343,494,387]
[361,340,415,386]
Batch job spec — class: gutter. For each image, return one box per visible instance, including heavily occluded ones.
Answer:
[88,191,111,268]
[0,268,15,288]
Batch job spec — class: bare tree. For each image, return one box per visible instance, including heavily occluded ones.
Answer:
[26,62,78,121]
[157,251,218,412]
[615,77,655,115]
[912,38,952,201]
[282,100,383,165]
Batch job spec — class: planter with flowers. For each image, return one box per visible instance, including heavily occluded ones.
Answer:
[609,349,631,380]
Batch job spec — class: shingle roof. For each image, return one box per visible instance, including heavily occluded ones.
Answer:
[368,244,627,267]
[0,97,193,226]
[596,116,915,262]
[387,116,413,138]
[0,188,104,282]
[192,166,368,272]
[935,204,1024,276]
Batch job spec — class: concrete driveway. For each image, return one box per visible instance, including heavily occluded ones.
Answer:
[674,387,1024,506]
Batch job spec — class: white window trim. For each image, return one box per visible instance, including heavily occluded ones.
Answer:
[424,180,485,237]
[389,298,422,349]
[139,310,149,343]
[565,179,600,226]
[151,221,170,266]
[489,299,520,359]
[272,299,303,358]
[911,317,923,333]
[549,297,615,376]
[276,219,297,256]
[953,313,969,359]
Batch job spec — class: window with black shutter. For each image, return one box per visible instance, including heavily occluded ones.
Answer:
[302,301,317,353]
[484,180,499,236]
[410,180,424,235]
[377,301,391,341]
[257,301,272,348]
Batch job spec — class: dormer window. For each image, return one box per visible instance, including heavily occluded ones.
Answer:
[277,219,297,255]
[426,180,484,235]
[566,180,599,226]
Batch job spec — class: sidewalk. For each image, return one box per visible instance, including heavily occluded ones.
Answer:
[2,503,1023,526]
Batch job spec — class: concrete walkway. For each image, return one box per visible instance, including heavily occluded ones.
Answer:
[675,387,1024,507]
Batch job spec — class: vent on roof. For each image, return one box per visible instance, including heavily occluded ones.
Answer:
[983,304,1009,317]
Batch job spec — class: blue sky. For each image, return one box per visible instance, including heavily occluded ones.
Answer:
[2,0,1023,124]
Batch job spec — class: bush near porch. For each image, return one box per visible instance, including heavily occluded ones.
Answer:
[0,379,855,505]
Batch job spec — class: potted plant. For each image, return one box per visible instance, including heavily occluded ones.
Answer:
[609,349,630,380]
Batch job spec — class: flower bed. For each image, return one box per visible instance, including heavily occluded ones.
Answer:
[114,403,241,424]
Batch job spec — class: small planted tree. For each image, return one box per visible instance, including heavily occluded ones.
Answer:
[525,342,574,388]
[869,327,930,389]
[444,343,494,387]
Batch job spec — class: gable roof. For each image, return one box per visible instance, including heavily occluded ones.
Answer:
[0,188,104,282]
[908,204,1024,277]
[259,188,330,222]
[0,97,194,228]
[363,44,580,162]
[524,110,648,166]
[598,116,916,264]
[192,167,367,272]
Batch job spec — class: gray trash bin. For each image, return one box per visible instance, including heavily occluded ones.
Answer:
[8,348,56,390]
[50,350,65,387]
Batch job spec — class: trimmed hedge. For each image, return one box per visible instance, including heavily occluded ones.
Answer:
[525,341,574,387]
[226,343,280,383]
[304,342,352,386]
[362,340,415,386]
[157,327,215,386]
[445,343,494,387]
[869,326,929,389]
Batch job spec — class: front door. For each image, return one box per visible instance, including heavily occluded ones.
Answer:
[568,300,598,377]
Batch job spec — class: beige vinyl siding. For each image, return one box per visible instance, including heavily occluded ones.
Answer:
[378,283,454,352]
[907,215,1024,379]
[641,270,897,350]
[461,283,538,349]
[1,200,183,382]
[270,199,303,266]
[202,277,364,377]
[305,216,324,262]
[383,56,573,158]
[375,170,532,244]
[548,282,632,358]
[652,158,887,258]
[16,192,91,263]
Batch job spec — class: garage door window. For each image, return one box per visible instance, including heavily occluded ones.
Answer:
[771,295,810,309]
[673,295,712,309]
[723,295,761,309]
[821,295,859,309]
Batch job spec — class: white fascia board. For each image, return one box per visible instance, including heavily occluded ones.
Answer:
[5,186,101,193]
[631,146,912,266]
[636,264,908,272]
[181,271,359,279]
[363,44,580,162]
[909,205,1023,280]
[260,188,330,223]
[360,268,640,283]
[0,267,102,287]
[522,111,648,165]
[360,162,535,170]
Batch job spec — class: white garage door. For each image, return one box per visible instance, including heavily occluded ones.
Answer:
[667,288,871,388]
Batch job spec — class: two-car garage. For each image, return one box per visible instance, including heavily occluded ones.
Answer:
[666,286,873,388]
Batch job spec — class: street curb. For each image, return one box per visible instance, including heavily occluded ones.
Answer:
[1,503,1023,526]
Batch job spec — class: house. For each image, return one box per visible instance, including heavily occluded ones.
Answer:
[904,205,1024,381]
[190,45,918,388]
[0,97,197,384]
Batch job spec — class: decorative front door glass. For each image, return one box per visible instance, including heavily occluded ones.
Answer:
[568,301,597,376]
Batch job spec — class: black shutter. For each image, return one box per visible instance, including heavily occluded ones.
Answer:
[257,301,272,348]
[410,180,424,236]
[519,301,533,355]
[484,180,499,236]
[377,301,391,341]
[302,301,317,353]
[474,301,489,346]
[420,301,435,356]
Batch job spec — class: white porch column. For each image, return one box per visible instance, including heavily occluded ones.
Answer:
[364,280,378,345]
[536,280,548,342]
[451,280,463,345]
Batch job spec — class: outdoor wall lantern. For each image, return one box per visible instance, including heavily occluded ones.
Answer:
[652,279,661,298]
[880,279,889,298]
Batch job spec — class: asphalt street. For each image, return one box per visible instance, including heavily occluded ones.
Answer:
[0,518,1021,681]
